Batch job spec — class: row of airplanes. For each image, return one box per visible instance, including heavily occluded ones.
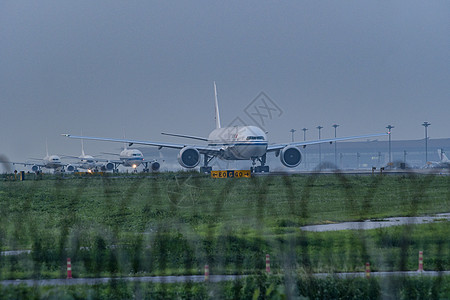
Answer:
[4,139,160,174]
[12,83,448,174]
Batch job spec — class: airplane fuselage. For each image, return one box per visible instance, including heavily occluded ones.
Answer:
[120,149,144,168]
[43,155,63,169]
[77,154,99,170]
[207,126,268,160]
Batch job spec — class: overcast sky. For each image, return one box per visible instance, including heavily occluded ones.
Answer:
[1,1,449,165]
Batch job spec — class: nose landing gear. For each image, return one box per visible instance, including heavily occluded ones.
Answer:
[251,154,269,173]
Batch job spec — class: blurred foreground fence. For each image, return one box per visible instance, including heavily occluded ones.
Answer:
[1,158,450,299]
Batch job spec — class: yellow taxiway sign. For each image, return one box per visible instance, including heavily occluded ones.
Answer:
[211,170,251,178]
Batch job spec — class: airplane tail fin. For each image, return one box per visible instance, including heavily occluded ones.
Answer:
[123,130,127,150]
[81,139,86,156]
[214,82,221,129]
[438,149,449,162]
[45,139,49,157]
[81,130,86,156]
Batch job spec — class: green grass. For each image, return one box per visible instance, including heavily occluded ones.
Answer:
[0,173,449,280]
[1,275,450,299]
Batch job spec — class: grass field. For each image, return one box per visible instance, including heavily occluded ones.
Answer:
[0,172,449,298]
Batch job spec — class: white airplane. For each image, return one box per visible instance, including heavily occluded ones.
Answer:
[101,144,160,172]
[3,144,66,173]
[62,139,115,172]
[427,149,450,169]
[438,149,450,163]
[62,83,388,173]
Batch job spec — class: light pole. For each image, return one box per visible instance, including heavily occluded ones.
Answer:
[422,122,430,164]
[302,128,308,170]
[386,125,394,168]
[332,124,339,168]
[302,128,308,141]
[378,152,382,169]
[316,126,323,165]
[357,152,360,170]
[290,129,296,143]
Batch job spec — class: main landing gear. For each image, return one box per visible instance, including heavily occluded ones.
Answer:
[200,154,213,174]
[251,154,269,173]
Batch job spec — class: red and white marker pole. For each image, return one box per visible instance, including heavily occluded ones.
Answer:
[67,258,72,279]
[266,254,270,273]
[365,262,370,278]
[418,251,424,272]
[204,264,209,281]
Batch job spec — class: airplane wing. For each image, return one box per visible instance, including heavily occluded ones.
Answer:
[161,132,208,142]
[59,155,80,160]
[105,159,123,164]
[0,160,44,167]
[142,158,160,163]
[62,134,222,156]
[100,152,120,157]
[267,133,388,152]
[0,160,68,169]
[93,157,111,163]
[59,155,112,165]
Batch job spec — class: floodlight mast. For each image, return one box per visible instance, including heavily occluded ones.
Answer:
[386,125,394,168]
[302,128,308,141]
[290,129,296,142]
[316,126,323,165]
[332,124,340,168]
[422,122,430,164]
[302,128,308,170]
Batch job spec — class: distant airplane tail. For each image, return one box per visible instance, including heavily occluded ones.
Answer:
[214,82,221,129]
[81,139,86,156]
[123,130,127,150]
[81,130,86,156]
[438,149,449,162]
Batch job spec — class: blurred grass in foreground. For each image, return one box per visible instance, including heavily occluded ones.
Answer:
[0,173,448,280]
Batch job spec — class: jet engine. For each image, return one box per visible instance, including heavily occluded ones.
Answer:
[178,147,200,168]
[151,162,160,171]
[101,162,115,171]
[31,165,39,172]
[280,146,302,168]
[66,165,75,172]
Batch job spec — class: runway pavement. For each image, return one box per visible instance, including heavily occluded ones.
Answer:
[2,271,449,287]
[0,275,245,287]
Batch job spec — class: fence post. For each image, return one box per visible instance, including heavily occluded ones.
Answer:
[266,254,271,273]
[418,251,423,272]
[204,264,209,281]
[365,262,370,278]
[67,258,72,279]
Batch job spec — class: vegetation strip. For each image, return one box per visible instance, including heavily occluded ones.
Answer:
[0,172,449,297]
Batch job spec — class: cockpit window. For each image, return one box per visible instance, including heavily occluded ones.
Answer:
[246,136,265,140]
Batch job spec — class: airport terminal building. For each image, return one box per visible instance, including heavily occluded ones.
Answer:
[302,138,450,170]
